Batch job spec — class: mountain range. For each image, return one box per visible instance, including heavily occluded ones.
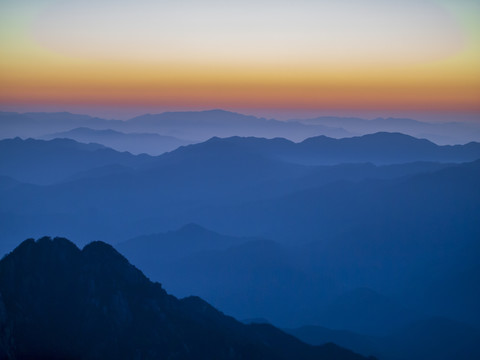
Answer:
[1,136,479,330]
[292,116,480,145]
[2,109,479,145]
[0,237,372,360]
[1,135,478,252]
[0,129,479,343]
[166,133,480,165]
[42,127,191,155]
[1,120,479,359]
[0,110,349,143]
[2,132,480,185]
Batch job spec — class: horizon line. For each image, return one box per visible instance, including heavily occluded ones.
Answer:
[1,107,479,124]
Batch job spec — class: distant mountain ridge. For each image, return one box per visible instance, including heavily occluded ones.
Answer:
[163,132,480,165]
[6,132,477,186]
[0,110,351,142]
[0,137,156,184]
[42,127,191,155]
[0,111,123,139]
[117,225,312,326]
[4,109,479,144]
[0,237,371,360]
[127,109,351,141]
[292,115,480,145]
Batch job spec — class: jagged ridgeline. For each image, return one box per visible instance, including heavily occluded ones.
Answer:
[0,237,374,360]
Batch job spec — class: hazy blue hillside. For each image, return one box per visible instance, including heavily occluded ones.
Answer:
[119,228,325,327]
[115,218,473,335]
[117,223,248,266]
[0,110,351,142]
[185,161,480,327]
[118,225,421,332]
[115,209,479,332]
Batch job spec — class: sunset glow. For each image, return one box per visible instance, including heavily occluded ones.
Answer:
[1,0,479,119]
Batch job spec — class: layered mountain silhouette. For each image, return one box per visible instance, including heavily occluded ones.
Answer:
[0,111,122,139]
[0,110,350,142]
[0,237,372,360]
[1,115,479,360]
[3,133,479,185]
[0,134,479,334]
[42,127,191,155]
[165,133,480,165]
[127,109,351,141]
[292,116,480,145]
[3,109,479,144]
[113,161,479,328]
[116,216,479,336]
[118,226,322,326]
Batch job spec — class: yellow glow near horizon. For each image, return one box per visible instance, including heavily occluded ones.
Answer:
[0,0,479,116]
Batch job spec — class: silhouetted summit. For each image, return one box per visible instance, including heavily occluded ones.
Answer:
[0,237,371,360]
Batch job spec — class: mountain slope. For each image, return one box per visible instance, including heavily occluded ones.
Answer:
[119,227,326,327]
[0,237,371,360]
[4,110,480,145]
[117,223,249,266]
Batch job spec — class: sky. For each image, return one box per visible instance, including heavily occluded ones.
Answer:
[0,0,479,121]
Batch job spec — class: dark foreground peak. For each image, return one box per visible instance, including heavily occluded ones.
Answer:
[0,237,371,360]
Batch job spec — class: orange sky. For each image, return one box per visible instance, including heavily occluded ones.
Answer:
[1,0,479,120]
